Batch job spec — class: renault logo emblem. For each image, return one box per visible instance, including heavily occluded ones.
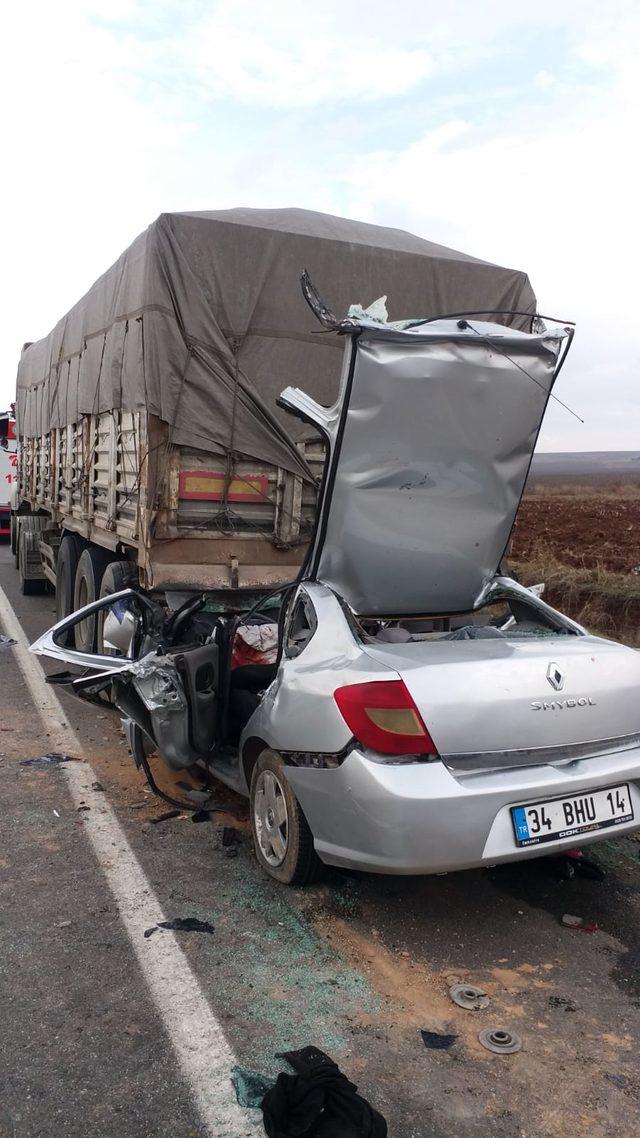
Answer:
[546,662,565,691]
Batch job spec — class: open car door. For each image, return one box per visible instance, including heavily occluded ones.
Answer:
[30,590,220,771]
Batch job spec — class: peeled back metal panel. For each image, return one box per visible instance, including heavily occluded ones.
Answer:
[310,322,569,616]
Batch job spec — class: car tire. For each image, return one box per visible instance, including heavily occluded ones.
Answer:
[250,749,323,886]
[96,559,138,656]
[73,546,117,654]
[56,533,85,645]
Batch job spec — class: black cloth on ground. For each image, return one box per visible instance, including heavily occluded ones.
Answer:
[261,1046,387,1137]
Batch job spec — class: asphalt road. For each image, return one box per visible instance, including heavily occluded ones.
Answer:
[1,542,640,1138]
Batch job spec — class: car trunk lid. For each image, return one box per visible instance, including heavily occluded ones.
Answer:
[361,634,640,770]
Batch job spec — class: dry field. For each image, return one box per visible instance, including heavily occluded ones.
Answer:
[511,480,640,645]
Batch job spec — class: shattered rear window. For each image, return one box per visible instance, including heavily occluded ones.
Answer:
[361,596,572,644]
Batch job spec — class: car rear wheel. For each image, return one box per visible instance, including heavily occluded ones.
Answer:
[250,750,323,886]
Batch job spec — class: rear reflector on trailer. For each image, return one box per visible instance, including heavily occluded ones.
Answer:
[178,471,268,502]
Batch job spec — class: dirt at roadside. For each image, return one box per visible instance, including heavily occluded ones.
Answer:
[300,866,640,1138]
[512,492,640,575]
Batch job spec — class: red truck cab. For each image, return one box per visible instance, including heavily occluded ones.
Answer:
[0,411,17,536]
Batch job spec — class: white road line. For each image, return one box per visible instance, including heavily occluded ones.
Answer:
[0,585,259,1137]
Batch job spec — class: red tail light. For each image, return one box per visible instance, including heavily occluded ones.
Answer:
[334,679,438,757]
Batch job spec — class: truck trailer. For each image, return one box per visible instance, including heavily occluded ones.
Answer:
[12,206,535,639]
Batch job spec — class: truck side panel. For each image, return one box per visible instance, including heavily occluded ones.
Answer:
[17,415,323,592]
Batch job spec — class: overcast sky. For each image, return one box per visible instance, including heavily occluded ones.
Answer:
[1,0,638,451]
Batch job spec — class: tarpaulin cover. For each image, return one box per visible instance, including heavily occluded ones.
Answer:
[16,209,536,480]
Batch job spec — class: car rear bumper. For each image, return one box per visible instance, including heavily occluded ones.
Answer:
[285,745,640,874]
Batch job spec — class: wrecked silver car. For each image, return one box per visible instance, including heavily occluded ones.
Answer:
[31,307,640,884]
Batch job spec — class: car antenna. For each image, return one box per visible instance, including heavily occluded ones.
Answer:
[458,319,584,424]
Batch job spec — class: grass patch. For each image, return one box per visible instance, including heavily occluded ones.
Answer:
[512,547,640,646]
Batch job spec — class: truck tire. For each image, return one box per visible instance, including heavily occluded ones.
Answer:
[250,749,323,886]
[73,546,116,653]
[56,534,85,646]
[96,559,138,656]
[14,515,48,569]
[19,529,47,595]
[10,514,18,557]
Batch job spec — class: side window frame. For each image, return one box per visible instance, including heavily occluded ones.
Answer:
[284,588,318,659]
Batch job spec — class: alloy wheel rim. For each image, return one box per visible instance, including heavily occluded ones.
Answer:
[254,769,289,867]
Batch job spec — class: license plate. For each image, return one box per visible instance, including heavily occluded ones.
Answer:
[511,783,633,847]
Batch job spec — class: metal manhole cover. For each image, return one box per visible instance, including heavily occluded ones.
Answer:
[449,984,490,1010]
[478,1028,522,1054]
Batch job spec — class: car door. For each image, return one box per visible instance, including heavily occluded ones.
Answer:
[30,589,220,771]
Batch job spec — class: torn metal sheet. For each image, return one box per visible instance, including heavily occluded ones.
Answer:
[284,319,572,615]
[132,660,187,711]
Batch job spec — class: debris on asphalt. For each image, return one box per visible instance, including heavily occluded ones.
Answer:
[449,983,490,1010]
[420,1030,458,1050]
[53,809,60,817]
[230,1065,275,1108]
[561,913,583,927]
[224,847,239,859]
[149,809,182,824]
[0,634,16,650]
[56,920,72,929]
[144,917,215,938]
[77,805,90,812]
[191,809,211,824]
[184,789,212,805]
[222,826,241,846]
[606,1073,631,1089]
[91,781,105,792]
[263,1046,387,1136]
[548,995,577,1011]
[561,913,598,933]
[478,1027,522,1055]
[20,752,77,768]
